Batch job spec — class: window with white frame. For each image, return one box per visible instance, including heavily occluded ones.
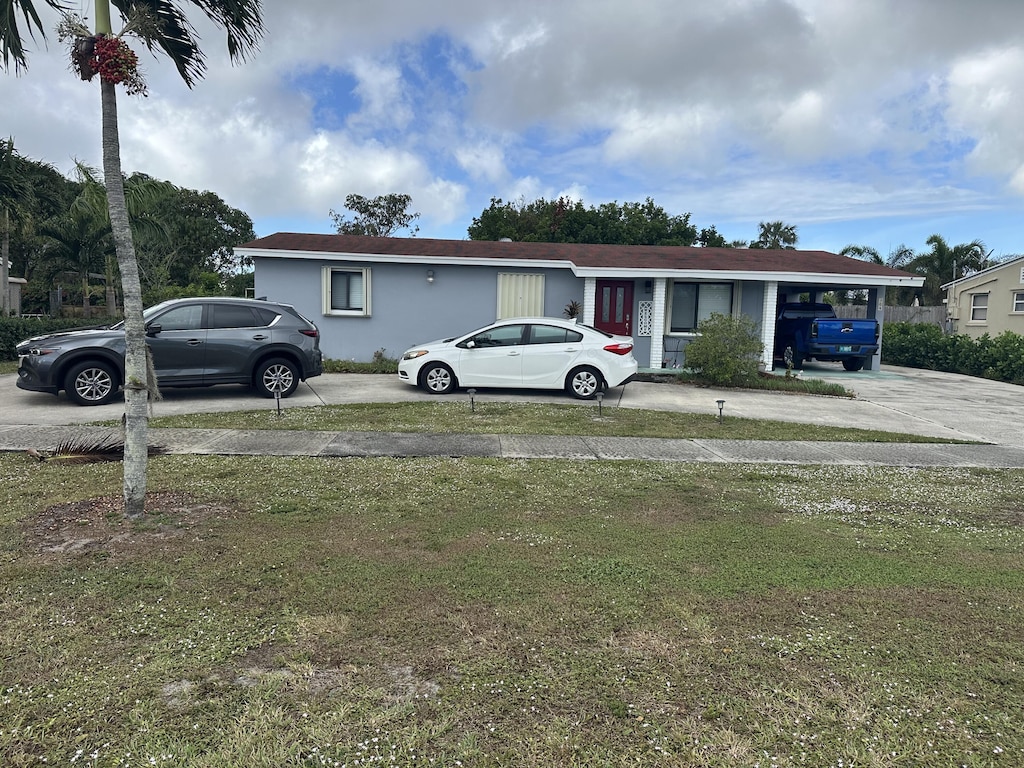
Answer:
[970,292,988,322]
[668,282,733,332]
[322,267,371,316]
[1013,291,1024,313]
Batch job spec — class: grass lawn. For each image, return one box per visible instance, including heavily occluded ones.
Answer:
[145,401,969,443]
[2,453,1022,766]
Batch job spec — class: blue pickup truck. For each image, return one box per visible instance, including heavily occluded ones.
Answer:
[774,302,879,372]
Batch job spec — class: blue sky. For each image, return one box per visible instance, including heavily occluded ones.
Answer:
[4,0,1024,259]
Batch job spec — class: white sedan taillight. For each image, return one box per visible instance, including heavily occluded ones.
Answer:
[603,342,633,356]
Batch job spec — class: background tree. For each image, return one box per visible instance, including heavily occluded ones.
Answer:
[749,220,798,249]
[697,225,728,247]
[2,153,77,313]
[2,145,257,312]
[0,138,31,316]
[908,234,989,305]
[2,0,264,518]
[841,243,917,304]
[468,196,701,245]
[330,193,420,237]
[128,175,255,301]
[466,196,553,242]
[35,198,113,318]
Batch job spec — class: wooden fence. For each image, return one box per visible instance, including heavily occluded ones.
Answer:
[839,305,945,326]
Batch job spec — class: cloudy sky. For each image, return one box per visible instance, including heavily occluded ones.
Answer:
[4,0,1024,257]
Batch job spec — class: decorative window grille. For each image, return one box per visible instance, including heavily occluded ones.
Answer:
[637,300,653,336]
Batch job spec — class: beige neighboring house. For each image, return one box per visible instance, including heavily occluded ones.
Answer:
[942,255,1024,339]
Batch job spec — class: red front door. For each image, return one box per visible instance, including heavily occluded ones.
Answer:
[595,280,634,336]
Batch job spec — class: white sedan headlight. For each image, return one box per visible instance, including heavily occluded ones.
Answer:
[402,349,430,361]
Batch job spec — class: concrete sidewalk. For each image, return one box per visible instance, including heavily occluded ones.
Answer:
[3,423,1024,467]
[1,364,1022,466]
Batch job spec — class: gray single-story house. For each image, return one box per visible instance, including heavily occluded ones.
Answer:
[236,233,924,371]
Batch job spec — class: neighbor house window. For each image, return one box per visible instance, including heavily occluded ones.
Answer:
[970,293,988,322]
[322,267,371,316]
[1014,291,1024,313]
[669,282,733,332]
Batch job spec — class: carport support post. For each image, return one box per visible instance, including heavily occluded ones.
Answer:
[761,282,778,372]
[867,287,883,371]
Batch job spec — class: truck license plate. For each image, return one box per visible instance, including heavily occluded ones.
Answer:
[838,345,853,353]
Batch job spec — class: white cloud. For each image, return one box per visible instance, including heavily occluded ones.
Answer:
[454,142,507,183]
[4,0,1024,253]
[346,56,413,132]
[946,47,1024,190]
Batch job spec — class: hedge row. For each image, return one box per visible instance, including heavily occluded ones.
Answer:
[881,322,1024,385]
[0,317,100,361]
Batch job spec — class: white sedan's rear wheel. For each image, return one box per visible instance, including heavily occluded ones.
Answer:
[567,366,603,399]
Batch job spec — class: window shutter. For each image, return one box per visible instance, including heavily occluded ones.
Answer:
[497,273,544,318]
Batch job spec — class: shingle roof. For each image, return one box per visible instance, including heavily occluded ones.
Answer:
[238,232,919,280]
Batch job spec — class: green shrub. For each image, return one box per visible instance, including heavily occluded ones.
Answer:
[879,323,943,369]
[683,313,764,386]
[324,348,399,374]
[881,322,1024,385]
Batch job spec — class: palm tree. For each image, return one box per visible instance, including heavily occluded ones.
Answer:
[35,201,113,318]
[2,1,263,517]
[73,163,172,314]
[841,243,920,305]
[909,234,989,305]
[750,220,798,249]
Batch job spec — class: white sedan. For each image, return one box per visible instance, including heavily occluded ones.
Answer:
[398,317,638,399]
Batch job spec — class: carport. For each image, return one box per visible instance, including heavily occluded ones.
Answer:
[770,280,901,372]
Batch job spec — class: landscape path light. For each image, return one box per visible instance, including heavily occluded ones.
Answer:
[716,399,725,423]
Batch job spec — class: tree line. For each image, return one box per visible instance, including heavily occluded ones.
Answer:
[5,157,1007,321]
[464,196,1007,306]
[1,143,256,317]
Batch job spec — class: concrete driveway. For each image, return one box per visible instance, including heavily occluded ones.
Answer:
[0,363,1020,446]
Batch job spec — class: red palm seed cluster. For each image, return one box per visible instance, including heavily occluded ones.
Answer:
[89,35,147,96]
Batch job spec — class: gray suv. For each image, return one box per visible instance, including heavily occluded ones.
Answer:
[16,297,323,406]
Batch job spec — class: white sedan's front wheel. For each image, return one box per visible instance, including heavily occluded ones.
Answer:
[421,362,456,394]
[567,366,603,400]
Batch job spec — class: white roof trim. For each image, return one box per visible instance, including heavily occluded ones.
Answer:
[238,247,573,271]
[941,254,1024,289]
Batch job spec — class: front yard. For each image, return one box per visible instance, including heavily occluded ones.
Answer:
[2,453,1021,767]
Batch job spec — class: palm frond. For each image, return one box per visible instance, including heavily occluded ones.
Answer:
[109,0,263,88]
[30,434,169,463]
[0,0,70,73]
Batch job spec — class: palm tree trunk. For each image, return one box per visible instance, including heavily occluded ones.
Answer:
[81,272,91,318]
[100,77,149,518]
[1,207,9,317]
[105,254,118,316]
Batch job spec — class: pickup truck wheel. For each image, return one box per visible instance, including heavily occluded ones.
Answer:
[842,358,865,372]
[783,345,804,370]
